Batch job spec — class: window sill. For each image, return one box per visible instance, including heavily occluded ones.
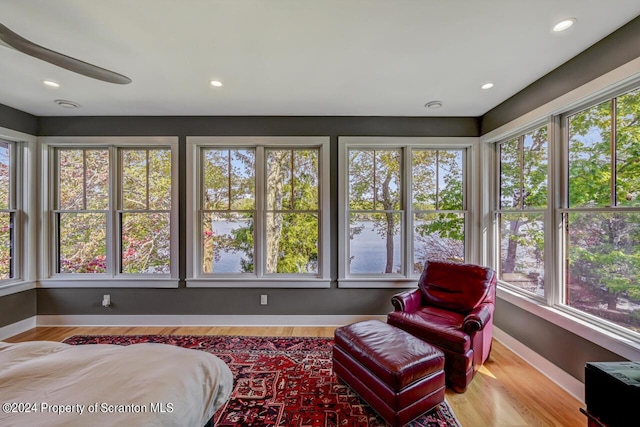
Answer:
[497,286,640,361]
[338,278,417,289]
[0,281,36,297]
[187,278,331,288]
[37,278,179,288]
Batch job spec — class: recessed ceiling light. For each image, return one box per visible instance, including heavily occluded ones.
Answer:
[553,18,575,32]
[54,99,80,109]
[425,101,443,110]
[43,80,60,88]
[210,80,223,87]
[481,83,494,90]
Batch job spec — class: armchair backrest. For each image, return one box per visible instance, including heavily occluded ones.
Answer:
[417,260,496,314]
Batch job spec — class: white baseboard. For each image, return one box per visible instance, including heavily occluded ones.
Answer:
[36,314,387,327]
[494,326,585,403]
[0,316,36,340]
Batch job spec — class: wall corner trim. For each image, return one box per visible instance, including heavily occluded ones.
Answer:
[494,326,585,403]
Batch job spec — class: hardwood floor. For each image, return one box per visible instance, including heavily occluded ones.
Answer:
[5,326,586,427]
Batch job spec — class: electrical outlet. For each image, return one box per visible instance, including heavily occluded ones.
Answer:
[260,294,268,305]
[102,294,111,307]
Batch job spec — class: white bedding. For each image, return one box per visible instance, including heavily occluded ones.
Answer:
[0,340,233,427]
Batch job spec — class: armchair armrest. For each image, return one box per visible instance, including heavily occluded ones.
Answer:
[391,289,422,313]
[463,303,494,334]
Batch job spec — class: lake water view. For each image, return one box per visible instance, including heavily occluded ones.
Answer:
[209,220,401,273]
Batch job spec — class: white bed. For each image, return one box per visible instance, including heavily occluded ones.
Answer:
[0,340,233,427]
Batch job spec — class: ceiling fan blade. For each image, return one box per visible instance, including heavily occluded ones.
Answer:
[0,23,131,85]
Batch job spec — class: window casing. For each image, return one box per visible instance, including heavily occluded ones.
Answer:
[187,137,330,287]
[339,138,472,287]
[42,137,179,287]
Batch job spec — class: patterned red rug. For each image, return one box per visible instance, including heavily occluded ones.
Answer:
[62,335,461,427]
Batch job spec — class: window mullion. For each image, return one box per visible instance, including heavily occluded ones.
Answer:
[290,149,295,210]
[519,135,525,209]
[373,150,377,210]
[108,146,117,277]
[611,97,617,207]
[82,150,87,210]
[435,150,440,211]
[146,149,150,210]
[548,116,563,307]
[404,146,412,278]
[55,212,61,274]
[255,146,265,279]
[227,149,232,211]
[9,142,16,209]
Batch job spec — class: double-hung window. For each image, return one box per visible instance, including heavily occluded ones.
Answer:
[187,137,330,287]
[56,148,110,274]
[561,87,640,334]
[339,138,472,287]
[494,125,548,297]
[43,137,178,286]
[490,84,640,340]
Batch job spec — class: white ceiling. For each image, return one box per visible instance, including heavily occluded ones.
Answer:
[1,0,639,117]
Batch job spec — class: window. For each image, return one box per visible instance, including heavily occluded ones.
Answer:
[187,137,330,287]
[43,137,178,286]
[120,149,172,273]
[201,148,255,274]
[563,87,640,334]
[264,148,320,274]
[490,84,640,341]
[339,138,471,286]
[0,140,17,281]
[56,148,109,273]
[348,148,403,274]
[412,149,466,272]
[495,125,548,297]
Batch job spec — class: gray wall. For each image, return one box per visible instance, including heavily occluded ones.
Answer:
[35,115,478,317]
[483,16,640,378]
[0,103,38,136]
[36,288,397,316]
[0,290,36,328]
[494,300,625,382]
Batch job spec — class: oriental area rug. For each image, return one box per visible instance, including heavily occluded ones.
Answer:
[63,334,461,427]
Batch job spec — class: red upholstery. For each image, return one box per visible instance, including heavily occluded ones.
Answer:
[333,320,445,426]
[388,260,496,393]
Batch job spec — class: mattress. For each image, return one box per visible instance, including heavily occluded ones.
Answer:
[0,340,233,426]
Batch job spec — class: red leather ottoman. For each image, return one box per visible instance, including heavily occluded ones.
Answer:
[333,319,445,427]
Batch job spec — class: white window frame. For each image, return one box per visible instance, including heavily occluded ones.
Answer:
[39,137,179,288]
[186,136,331,288]
[338,137,478,288]
[556,87,640,341]
[0,126,36,297]
[491,120,552,303]
[480,57,640,361]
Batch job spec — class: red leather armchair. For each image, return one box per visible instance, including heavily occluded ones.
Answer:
[387,260,497,393]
